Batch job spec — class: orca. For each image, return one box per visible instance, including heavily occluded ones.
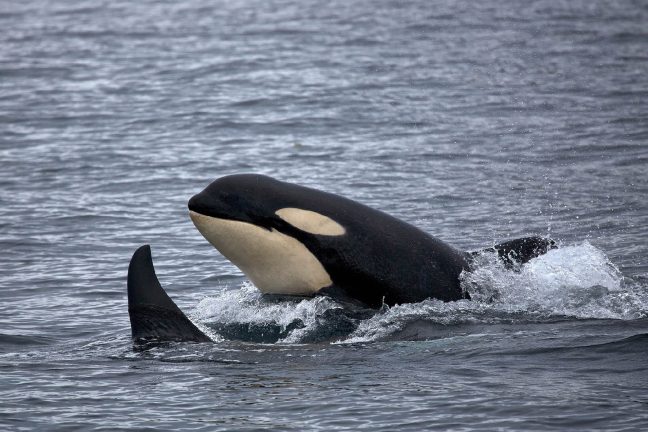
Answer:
[187,174,555,308]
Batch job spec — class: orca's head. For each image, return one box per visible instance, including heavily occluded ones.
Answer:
[188,174,346,296]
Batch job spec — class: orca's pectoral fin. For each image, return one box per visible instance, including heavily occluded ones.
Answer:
[127,245,211,344]
[471,236,557,268]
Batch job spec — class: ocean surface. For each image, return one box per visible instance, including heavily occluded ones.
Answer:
[1,0,647,430]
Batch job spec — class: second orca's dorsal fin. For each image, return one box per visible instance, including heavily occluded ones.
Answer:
[127,245,211,344]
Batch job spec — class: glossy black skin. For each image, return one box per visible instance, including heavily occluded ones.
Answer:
[189,174,471,308]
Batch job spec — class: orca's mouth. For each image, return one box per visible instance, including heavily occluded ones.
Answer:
[187,194,218,218]
[187,193,243,222]
[187,192,276,232]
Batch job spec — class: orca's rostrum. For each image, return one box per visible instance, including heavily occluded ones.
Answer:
[127,174,555,343]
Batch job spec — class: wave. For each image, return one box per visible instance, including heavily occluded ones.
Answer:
[194,242,647,344]
[461,241,644,319]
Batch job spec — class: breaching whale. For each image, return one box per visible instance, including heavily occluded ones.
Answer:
[127,174,555,343]
[188,174,555,307]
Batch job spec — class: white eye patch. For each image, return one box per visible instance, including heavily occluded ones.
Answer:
[275,208,346,236]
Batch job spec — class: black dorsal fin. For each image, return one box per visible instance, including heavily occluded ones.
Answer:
[127,245,211,343]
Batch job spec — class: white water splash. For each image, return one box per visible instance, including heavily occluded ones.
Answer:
[195,283,342,343]
[461,241,644,318]
[195,243,647,344]
[344,242,647,343]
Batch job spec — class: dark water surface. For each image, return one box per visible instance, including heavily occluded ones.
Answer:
[1,0,648,430]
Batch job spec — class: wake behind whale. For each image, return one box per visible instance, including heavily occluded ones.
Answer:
[194,242,645,344]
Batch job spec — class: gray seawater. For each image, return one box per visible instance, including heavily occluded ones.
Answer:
[2,0,648,430]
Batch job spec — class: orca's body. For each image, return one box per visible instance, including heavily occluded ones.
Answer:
[188,174,472,307]
[188,174,554,307]
[127,174,555,343]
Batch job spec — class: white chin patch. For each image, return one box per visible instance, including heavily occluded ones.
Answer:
[189,211,332,296]
[275,208,346,236]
